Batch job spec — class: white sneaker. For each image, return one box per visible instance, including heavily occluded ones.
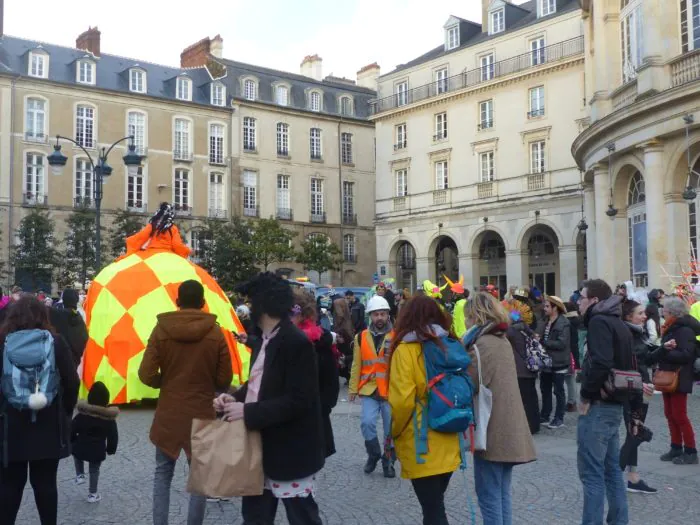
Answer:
[74,474,86,486]
[207,497,231,502]
[87,493,101,504]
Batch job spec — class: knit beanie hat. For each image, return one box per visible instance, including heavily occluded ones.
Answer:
[62,288,80,310]
[88,381,110,407]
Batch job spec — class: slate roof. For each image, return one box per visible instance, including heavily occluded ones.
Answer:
[383,0,581,77]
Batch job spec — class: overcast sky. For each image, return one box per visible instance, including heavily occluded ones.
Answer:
[5,0,487,79]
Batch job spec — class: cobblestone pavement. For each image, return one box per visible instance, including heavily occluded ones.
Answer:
[15,388,700,524]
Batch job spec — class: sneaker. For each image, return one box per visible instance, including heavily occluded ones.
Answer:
[87,493,101,504]
[672,452,699,465]
[660,448,683,462]
[74,474,86,486]
[547,419,564,429]
[627,480,658,494]
[540,415,550,424]
[207,497,231,502]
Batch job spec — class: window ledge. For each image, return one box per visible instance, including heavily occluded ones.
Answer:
[277,154,291,160]
[342,162,355,167]
[311,157,324,163]
[243,148,258,155]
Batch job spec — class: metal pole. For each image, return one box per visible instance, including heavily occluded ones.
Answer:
[94,162,102,271]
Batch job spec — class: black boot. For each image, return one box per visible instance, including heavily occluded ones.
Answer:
[364,439,381,474]
[382,446,397,478]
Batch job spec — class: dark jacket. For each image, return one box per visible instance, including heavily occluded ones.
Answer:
[349,300,366,334]
[506,321,537,379]
[649,315,700,394]
[71,401,119,463]
[316,329,339,458]
[581,296,636,403]
[565,311,581,369]
[0,333,79,463]
[233,318,325,481]
[49,307,88,367]
[384,290,398,319]
[625,322,656,384]
[646,290,663,334]
[538,314,571,370]
[138,310,233,460]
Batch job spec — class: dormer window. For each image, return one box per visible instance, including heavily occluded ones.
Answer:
[176,76,192,101]
[445,25,459,51]
[77,60,95,85]
[309,91,322,112]
[490,8,505,35]
[340,96,353,116]
[538,0,556,18]
[244,79,257,101]
[276,85,289,106]
[29,51,48,79]
[211,82,226,106]
[130,69,146,93]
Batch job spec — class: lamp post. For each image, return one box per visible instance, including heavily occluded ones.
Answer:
[47,135,142,270]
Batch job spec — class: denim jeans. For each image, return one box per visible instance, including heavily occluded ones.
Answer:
[153,447,207,525]
[74,457,101,494]
[360,395,391,441]
[577,403,628,525]
[540,371,566,421]
[473,455,514,525]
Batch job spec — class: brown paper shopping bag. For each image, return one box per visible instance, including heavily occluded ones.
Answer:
[187,418,264,498]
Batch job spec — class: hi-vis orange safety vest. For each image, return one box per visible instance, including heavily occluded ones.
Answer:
[357,329,393,398]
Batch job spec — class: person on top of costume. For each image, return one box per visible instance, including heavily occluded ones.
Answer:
[121,202,191,259]
[444,275,470,339]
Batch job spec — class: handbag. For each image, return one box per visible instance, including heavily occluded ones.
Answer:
[472,344,492,452]
[601,353,643,401]
[187,418,264,498]
[653,369,680,393]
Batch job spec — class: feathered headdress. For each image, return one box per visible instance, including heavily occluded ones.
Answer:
[502,298,534,327]
[443,274,465,295]
[423,279,448,299]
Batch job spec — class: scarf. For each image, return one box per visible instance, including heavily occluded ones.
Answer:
[462,321,508,350]
[370,320,394,338]
[298,319,322,342]
[661,316,677,336]
[625,320,657,348]
[401,324,448,343]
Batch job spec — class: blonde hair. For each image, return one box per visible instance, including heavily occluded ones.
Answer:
[465,292,510,327]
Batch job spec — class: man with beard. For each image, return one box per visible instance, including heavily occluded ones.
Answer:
[349,295,396,478]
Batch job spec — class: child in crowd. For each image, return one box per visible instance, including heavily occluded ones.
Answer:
[71,381,119,503]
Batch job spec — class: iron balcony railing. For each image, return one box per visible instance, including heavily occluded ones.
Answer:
[369,36,584,115]
[127,200,146,212]
[342,213,357,225]
[276,208,293,221]
[74,196,92,208]
[243,205,260,218]
[310,211,326,224]
[23,193,48,206]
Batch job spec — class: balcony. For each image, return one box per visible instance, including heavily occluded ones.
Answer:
[433,132,447,142]
[127,200,147,213]
[24,131,47,143]
[671,50,700,87]
[477,182,494,199]
[433,189,448,205]
[23,193,48,206]
[73,196,92,208]
[612,80,638,111]
[527,108,545,119]
[173,150,193,162]
[277,148,290,158]
[243,205,259,218]
[342,213,357,225]
[527,173,546,191]
[174,203,191,215]
[369,36,584,115]
[208,207,227,219]
[393,197,407,211]
[393,142,407,151]
[276,208,293,221]
[478,121,493,131]
[344,254,357,264]
[243,143,257,153]
[310,211,326,224]
[209,154,227,166]
[310,153,323,161]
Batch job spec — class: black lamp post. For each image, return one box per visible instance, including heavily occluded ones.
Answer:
[47,135,142,271]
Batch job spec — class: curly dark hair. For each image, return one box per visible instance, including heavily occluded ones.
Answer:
[235,272,293,320]
[150,202,175,236]
[0,295,54,339]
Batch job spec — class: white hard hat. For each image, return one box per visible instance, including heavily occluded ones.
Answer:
[366,295,390,313]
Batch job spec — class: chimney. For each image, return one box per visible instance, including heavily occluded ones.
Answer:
[76,27,101,57]
[300,55,323,81]
[180,35,224,68]
[482,0,490,32]
[356,63,380,91]
[210,34,223,58]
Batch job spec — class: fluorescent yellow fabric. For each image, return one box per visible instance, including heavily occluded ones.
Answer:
[690,302,700,341]
[452,299,467,340]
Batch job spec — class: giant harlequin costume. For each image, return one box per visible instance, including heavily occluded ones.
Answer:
[81,203,249,404]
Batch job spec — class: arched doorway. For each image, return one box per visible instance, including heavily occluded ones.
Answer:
[627,171,648,287]
[478,232,506,291]
[525,226,559,296]
[687,158,700,263]
[395,241,417,292]
[434,236,459,284]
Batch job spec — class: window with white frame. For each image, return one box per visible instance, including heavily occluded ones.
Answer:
[130,69,146,93]
[395,169,408,197]
[435,161,448,190]
[242,170,257,215]
[530,141,546,173]
[209,172,225,215]
[75,158,92,205]
[243,117,256,152]
[310,128,322,159]
[434,112,447,140]
[174,168,190,211]
[396,123,407,149]
[479,100,494,130]
[75,105,95,148]
[479,151,495,182]
[277,175,291,216]
[539,0,556,17]
[529,86,545,118]
[277,123,290,156]
[343,181,355,221]
[446,25,459,50]
[490,8,505,35]
[340,96,353,116]
[681,0,700,52]
[344,234,356,262]
[341,133,353,164]
[396,81,408,106]
[311,178,324,216]
[209,123,225,164]
[621,0,643,83]
[29,52,47,78]
[276,85,289,106]
[25,152,45,203]
[211,83,225,106]
[176,77,191,101]
[127,111,146,156]
[77,60,95,84]
[530,37,546,66]
[435,67,448,94]
[127,166,145,210]
[25,98,46,141]
[174,118,191,159]
[244,79,257,101]
[310,91,322,112]
[480,54,495,81]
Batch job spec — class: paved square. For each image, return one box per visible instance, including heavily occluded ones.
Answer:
[15,388,700,524]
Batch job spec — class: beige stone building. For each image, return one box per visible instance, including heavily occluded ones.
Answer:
[573,0,700,291]
[373,0,587,297]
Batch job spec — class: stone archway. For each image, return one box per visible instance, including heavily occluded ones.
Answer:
[433,235,459,284]
[390,240,417,293]
[474,231,507,293]
[522,224,559,296]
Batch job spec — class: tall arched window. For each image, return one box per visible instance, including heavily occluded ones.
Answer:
[627,171,648,286]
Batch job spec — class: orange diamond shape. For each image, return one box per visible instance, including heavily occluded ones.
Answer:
[106,261,163,311]
[103,312,144,379]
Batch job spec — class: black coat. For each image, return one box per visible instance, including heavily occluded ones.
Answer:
[350,301,366,334]
[234,318,325,481]
[71,401,119,463]
[538,314,571,370]
[625,323,656,384]
[315,330,339,458]
[49,307,88,367]
[0,333,80,463]
[650,315,700,394]
[565,312,581,369]
[506,322,537,379]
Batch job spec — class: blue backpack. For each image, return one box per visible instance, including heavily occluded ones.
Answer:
[1,330,59,417]
[414,336,475,464]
